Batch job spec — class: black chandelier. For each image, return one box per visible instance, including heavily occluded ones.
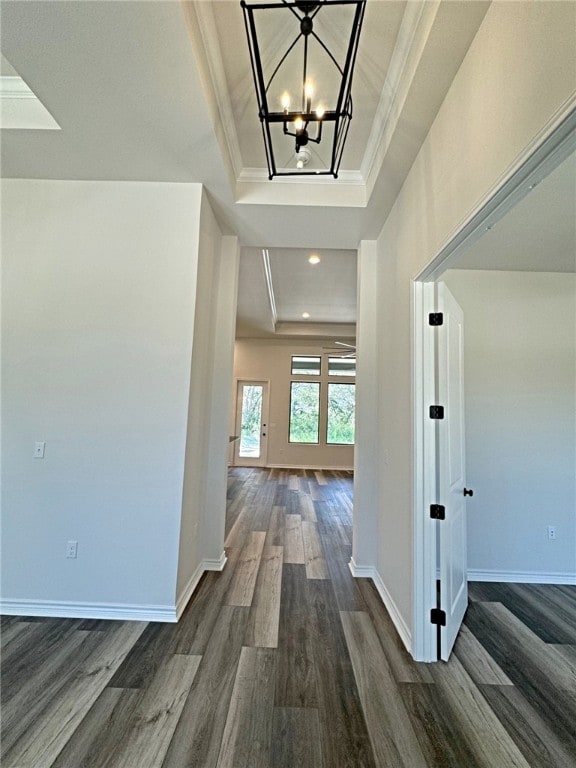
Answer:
[241,0,366,179]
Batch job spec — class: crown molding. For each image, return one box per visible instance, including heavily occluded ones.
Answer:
[183,1,242,187]
[0,74,60,130]
[274,321,356,337]
[262,248,278,327]
[0,75,36,99]
[236,170,366,207]
[361,0,441,201]
[238,167,364,185]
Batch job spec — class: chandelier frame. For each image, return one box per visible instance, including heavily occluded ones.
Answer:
[240,0,366,179]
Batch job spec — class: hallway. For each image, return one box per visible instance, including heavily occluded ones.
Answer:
[1,468,575,767]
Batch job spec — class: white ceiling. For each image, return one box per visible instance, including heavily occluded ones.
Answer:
[236,247,357,338]
[0,0,490,245]
[269,248,357,323]
[3,1,572,343]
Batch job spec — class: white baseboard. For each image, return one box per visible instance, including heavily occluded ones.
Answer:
[0,552,229,624]
[348,558,412,653]
[266,463,354,471]
[0,598,178,623]
[205,552,228,571]
[348,558,374,579]
[468,569,576,585]
[175,552,227,620]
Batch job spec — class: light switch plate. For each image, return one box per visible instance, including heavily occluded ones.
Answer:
[66,540,78,559]
[34,441,46,458]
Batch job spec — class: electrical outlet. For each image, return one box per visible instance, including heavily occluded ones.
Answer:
[547,526,556,541]
[66,540,78,559]
[34,441,46,459]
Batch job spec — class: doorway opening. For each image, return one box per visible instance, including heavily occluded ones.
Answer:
[412,116,576,662]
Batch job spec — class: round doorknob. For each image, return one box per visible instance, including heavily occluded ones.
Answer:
[463,488,474,497]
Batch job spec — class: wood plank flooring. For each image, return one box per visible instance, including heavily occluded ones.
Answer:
[2,467,575,767]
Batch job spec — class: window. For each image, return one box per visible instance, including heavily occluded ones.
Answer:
[328,356,356,376]
[289,352,356,446]
[327,383,355,444]
[291,355,321,376]
[289,382,320,443]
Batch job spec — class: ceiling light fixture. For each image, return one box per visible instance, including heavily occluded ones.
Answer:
[308,254,321,264]
[302,311,311,318]
[241,0,366,179]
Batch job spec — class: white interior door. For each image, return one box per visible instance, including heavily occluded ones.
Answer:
[233,381,269,467]
[437,282,468,660]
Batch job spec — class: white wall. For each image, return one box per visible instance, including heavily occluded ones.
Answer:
[176,195,239,602]
[442,270,576,580]
[355,1,576,649]
[352,240,379,568]
[233,339,355,469]
[201,235,240,559]
[1,179,218,617]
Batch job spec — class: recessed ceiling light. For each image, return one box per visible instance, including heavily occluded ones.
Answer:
[302,312,310,319]
[308,254,320,265]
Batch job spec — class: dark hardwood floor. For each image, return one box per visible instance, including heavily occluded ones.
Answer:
[2,467,575,767]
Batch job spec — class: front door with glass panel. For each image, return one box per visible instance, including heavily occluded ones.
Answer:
[233,381,269,467]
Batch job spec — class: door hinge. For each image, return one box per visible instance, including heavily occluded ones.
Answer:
[429,312,444,326]
[430,504,446,520]
[430,608,446,626]
[429,405,445,419]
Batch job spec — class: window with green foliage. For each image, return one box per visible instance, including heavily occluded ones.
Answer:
[289,382,320,443]
[327,383,355,444]
[288,353,355,447]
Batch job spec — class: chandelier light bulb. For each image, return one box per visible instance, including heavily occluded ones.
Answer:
[304,81,314,113]
[294,117,304,132]
[281,92,291,111]
[315,105,325,119]
[295,147,311,168]
[308,254,320,265]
